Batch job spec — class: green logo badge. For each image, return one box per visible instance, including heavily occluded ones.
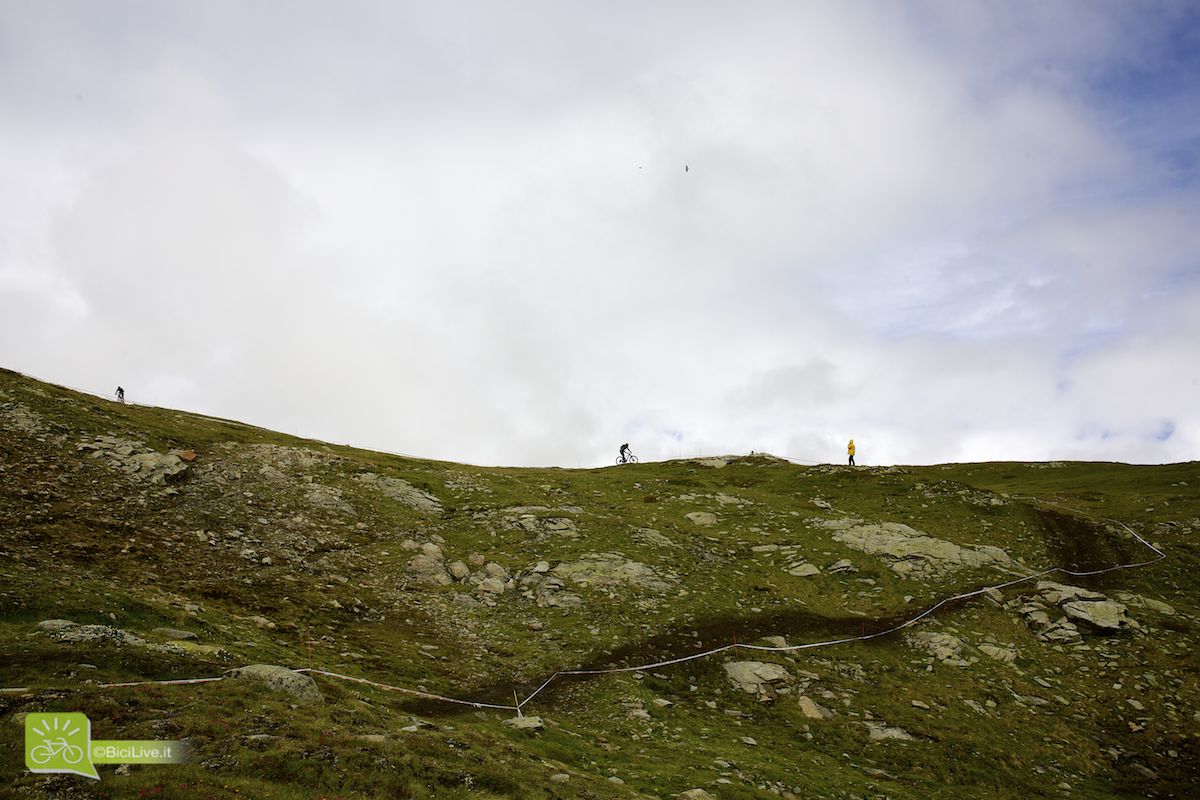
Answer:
[25,712,99,780]
[25,712,187,780]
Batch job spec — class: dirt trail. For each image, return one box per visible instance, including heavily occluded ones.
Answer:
[1033,508,1134,587]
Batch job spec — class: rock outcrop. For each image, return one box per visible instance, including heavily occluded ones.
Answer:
[227,664,324,704]
[821,519,1015,578]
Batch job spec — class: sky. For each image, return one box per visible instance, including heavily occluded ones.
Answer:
[2,1,1198,468]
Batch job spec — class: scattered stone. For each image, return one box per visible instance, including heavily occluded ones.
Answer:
[911,700,931,710]
[812,499,832,510]
[227,665,323,704]
[741,736,758,746]
[447,561,471,580]
[788,563,820,577]
[686,511,718,527]
[827,558,857,573]
[678,790,716,800]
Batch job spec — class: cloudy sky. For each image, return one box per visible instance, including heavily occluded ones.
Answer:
[2,1,1197,467]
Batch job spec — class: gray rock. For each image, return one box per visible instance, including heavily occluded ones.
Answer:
[153,627,198,641]
[686,511,718,527]
[552,553,674,593]
[503,715,544,731]
[37,619,80,632]
[406,553,451,585]
[550,773,570,783]
[863,721,915,741]
[788,563,820,577]
[477,577,506,594]
[905,631,976,666]
[354,472,442,514]
[1038,618,1083,644]
[1062,600,1135,631]
[979,643,1017,663]
[798,696,835,720]
[1036,581,1107,606]
[1113,592,1175,616]
[678,790,716,800]
[827,558,857,573]
[723,661,792,698]
[227,665,323,704]
[447,561,471,580]
[825,519,1014,578]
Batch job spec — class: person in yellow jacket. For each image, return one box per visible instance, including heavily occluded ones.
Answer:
[847,438,855,466]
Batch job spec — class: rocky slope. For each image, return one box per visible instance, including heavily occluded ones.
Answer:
[1,367,1197,799]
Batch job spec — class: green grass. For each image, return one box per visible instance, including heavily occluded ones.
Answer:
[2,367,1198,798]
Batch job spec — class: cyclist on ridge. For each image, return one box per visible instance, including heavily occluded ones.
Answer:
[618,443,632,464]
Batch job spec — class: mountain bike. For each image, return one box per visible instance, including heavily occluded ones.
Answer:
[616,452,638,465]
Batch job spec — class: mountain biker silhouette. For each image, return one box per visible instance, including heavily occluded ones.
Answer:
[115,386,125,404]
[617,443,637,465]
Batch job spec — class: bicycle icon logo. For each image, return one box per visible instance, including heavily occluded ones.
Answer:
[30,736,85,765]
[24,713,98,779]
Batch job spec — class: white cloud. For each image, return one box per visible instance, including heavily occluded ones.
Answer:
[1,1,1196,466]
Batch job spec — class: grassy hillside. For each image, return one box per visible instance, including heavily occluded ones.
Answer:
[1,367,1197,799]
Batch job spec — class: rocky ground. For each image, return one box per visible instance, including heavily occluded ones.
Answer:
[1,367,1198,799]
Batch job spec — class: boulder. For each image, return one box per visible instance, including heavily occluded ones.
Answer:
[979,643,1018,664]
[354,472,442,515]
[1036,581,1107,606]
[678,790,717,799]
[685,511,718,527]
[905,631,975,667]
[723,661,792,698]
[406,554,451,586]
[228,665,323,704]
[827,520,1014,578]
[447,561,471,580]
[552,553,674,593]
[798,696,835,720]
[864,721,915,741]
[153,627,198,641]
[1062,600,1135,631]
[503,715,544,732]
[476,577,506,594]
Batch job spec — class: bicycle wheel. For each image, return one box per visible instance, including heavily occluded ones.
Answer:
[629,455,638,463]
[30,744,54,765]
[63,744,84,764]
